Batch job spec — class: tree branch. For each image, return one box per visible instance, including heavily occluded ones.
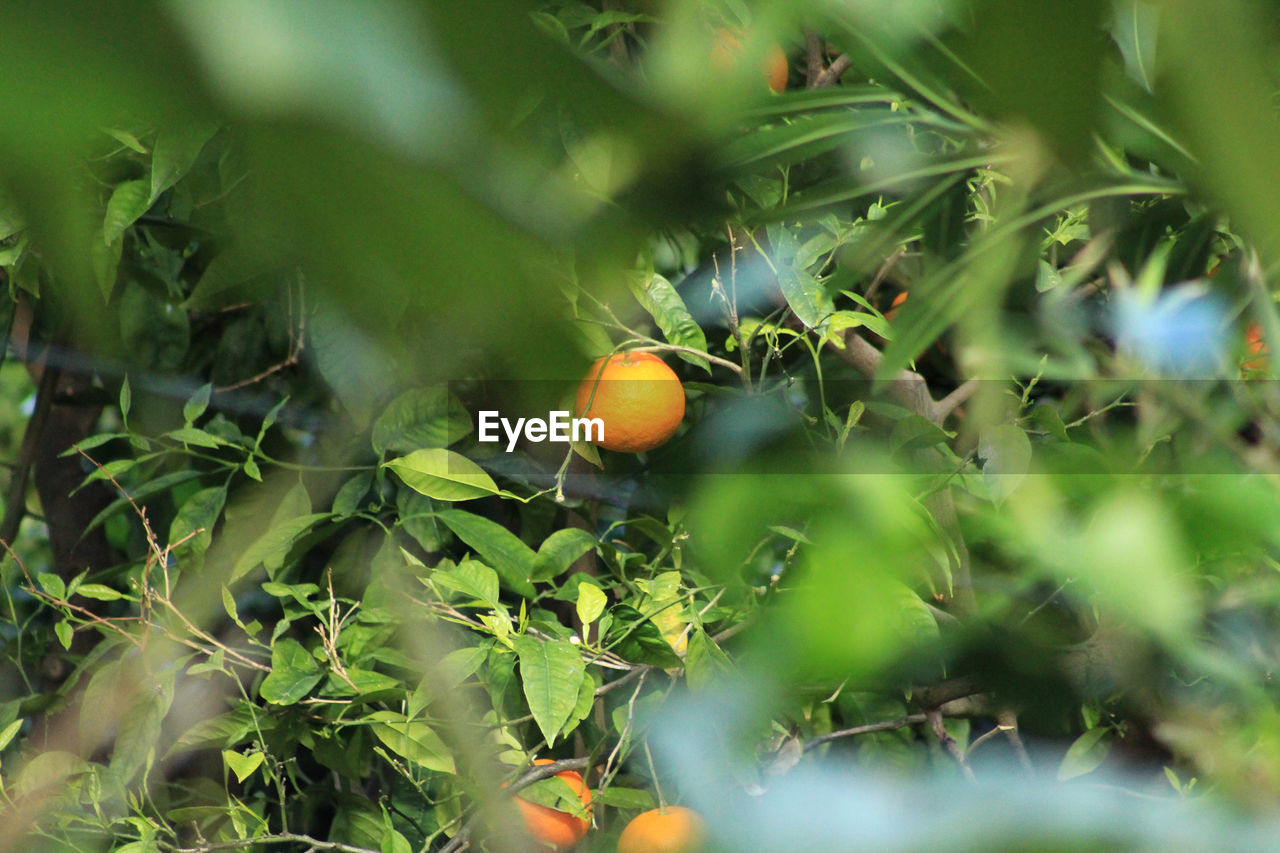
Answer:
[0,364,59,547]
[814,53,852,88]
[162,834,379,853]
[803,29,825,88]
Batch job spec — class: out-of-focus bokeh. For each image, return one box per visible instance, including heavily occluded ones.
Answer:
[3,1,1280,851]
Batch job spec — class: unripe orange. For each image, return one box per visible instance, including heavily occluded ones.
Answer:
[513,759,593,850]
[618,806,707,853]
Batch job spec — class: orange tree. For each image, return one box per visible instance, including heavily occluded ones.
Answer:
[2,2,1280,852]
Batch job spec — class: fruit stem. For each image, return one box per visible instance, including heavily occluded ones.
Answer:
[643,742,668,812]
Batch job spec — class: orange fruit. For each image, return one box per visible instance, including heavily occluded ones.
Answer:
[575,352,685,453]
[710,28,789,93]
[885,290,908,321]
[513,759,593,850]
[1244,322,1268,372]
[618,806,708,853]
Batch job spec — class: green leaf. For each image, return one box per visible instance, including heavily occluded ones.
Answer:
[14,751,90,798]
[103,180,151,245]
[776,265,828,329]
[889,414,955,453]
[101,126,149,154]
[435,509,536,597]
[37,573,66,600]
[594,787,656,810]
[1030,403,1070,442]
[432,559,500,608]
[183,383,212,424]
[684,628,733,691]
[1111,0,1158,92]
[165,426,227,448]
[603,604,683,668]
[532,527,596,582]
[322,668,401,698]
[119,376,132,424]
[170,486,227,565]
[366,711,455,773]
[222,749,265,783]
[231,513,330,582]
[74,583,125,601]
[0,718,22,752]
[627,272,710,372]
[385,449,498,502]
[978,424,1032,503]
[259,638,323,705]
[151,121,218,201]
[576,582,607,625]
[111,669,175,782]
[380,827,412,853]
[372,386,472,456]
[332,471,374,515]
[515,775,589,813]
[513,635,586,747]
[1058,726,1113,781]
[54,620,72,650]
[93,236,124,300]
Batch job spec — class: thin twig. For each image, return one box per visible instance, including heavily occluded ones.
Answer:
[214,277,306,393]
[803,714,928,751]
[160,833,379,853]
[932,378,979,422]
[997,709,1034,772]
[928,709,976,782]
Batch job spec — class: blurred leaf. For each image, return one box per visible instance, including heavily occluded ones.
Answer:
[978,424,1032,503]
[890,414,955,453]
[103,179,151,245]
[183,383,212,424]
[685,628,733,690]
[1110,0,1158,93]
[373,387,472,456]
[1058,726,1113,780]
[151,121,218,201]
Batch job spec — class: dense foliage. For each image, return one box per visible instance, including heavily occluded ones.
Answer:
[3,1,1280,851]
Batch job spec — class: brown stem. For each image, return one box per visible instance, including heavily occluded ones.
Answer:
[928,709,976,782]
[814,54,852,88]
[0,364,58,547]
[803,29,825,87]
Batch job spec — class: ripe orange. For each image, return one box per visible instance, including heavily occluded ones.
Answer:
[618,806,708,853]
[575,352,685,453]
[1244,322,1268,372]
[885,290,909,321]
[710,28,789,93]
[513,759,593,850]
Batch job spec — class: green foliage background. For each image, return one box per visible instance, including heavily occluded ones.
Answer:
[2,1,1280,851]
